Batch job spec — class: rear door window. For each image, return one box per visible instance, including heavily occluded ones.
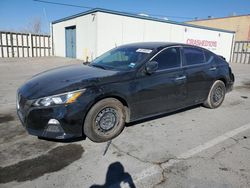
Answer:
[183,47,205,66]
[152,47,181,70]
[204,50,216,64]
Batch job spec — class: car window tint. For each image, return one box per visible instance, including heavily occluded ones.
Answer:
[204,50,215,63]
[102,51,129,63]
[183,47,205,66]
[91,47,153,71]
[152,47,181,70]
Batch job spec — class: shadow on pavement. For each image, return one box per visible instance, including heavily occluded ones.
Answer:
[90,161,136,188]
[38,136,86,143]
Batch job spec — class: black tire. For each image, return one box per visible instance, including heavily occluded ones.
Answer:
[84,98,125,143]
[204,80,226,109]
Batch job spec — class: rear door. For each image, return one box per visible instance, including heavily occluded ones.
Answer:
[131,47,187,118]
[182,47,215,104]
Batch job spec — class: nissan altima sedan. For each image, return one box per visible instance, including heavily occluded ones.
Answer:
[17,42,234,142]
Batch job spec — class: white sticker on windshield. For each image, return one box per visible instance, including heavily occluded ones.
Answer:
[128,63,136,68]
[136,48,152,53]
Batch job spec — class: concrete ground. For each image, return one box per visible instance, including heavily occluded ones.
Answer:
[0,57,250,188]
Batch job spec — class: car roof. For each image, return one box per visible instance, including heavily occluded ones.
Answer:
[119,42,197,51]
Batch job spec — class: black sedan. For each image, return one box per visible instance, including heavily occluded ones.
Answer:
[17,42,234,142]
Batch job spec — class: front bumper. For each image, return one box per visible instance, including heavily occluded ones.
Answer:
[227,81,234,92]
[226,73,235,92]
[17,95,88,140]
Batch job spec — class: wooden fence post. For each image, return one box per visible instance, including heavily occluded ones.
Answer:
[0,32,3,58]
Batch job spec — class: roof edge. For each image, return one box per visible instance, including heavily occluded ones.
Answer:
[186,13,250,23]
[52,8,235,34]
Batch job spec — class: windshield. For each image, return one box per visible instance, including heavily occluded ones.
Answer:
[90,47,154,71]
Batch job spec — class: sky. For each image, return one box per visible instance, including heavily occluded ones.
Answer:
[0,0,250,34]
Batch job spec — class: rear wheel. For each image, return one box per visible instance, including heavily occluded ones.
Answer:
[84,98,125,142]
[204,80,226,109]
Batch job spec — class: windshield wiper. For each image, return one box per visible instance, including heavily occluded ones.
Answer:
[91,64,107,70]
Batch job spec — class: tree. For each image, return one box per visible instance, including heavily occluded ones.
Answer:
[20,17,42,34]
[30,17,42,33]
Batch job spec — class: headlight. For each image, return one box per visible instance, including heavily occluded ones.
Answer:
[33,89,86,107]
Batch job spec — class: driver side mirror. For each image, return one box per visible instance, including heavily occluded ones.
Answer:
[145,61,158,74]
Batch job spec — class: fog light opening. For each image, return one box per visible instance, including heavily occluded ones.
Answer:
[46,119,62,133]
[48,119,60,125]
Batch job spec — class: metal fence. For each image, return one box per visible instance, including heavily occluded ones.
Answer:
[0,31,51,58]
[232,41,250,64]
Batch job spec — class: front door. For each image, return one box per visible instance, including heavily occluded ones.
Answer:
[131,47,187,119]
[65,26,76,58]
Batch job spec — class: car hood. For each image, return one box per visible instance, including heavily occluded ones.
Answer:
[19,64,121,99]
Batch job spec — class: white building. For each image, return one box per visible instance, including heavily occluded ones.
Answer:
[52,8,235,62]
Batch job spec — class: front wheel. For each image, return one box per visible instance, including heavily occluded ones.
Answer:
[84,98,125,143]
[203,80,226,109]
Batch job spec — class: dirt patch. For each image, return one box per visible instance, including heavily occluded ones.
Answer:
[0,144,84,183]
[0,138,57,166]
[219,167,229,171]
[0,114,15,123]
[0,123,26,144]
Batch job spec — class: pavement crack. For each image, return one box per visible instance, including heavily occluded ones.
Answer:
[152,163,168,188]
[230,137,239,142]
[243,146,250,151]
[211,141,238,159]
[208,135,250,160]
[230,135,249,143]
[111,143,152,164]
[111,143,177,165]
[111,143,178,188]
[211,147,227,159]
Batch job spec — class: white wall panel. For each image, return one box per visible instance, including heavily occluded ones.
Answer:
[53,11,234,61]
[96,12,234,61]
[52,14,97,61]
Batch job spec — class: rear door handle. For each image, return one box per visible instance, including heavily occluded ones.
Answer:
[209,67,217,71]
[175,75,186,81]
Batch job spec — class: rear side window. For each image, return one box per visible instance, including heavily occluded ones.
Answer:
[183,47,205,66]
[152,47,181,70]
[204,50,216,63]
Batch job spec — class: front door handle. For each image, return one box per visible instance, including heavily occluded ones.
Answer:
[209,67,217,71]
[175,75,186,81]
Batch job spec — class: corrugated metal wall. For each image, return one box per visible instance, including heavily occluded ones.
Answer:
[0,31,52,58]
[233,41,250,64]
